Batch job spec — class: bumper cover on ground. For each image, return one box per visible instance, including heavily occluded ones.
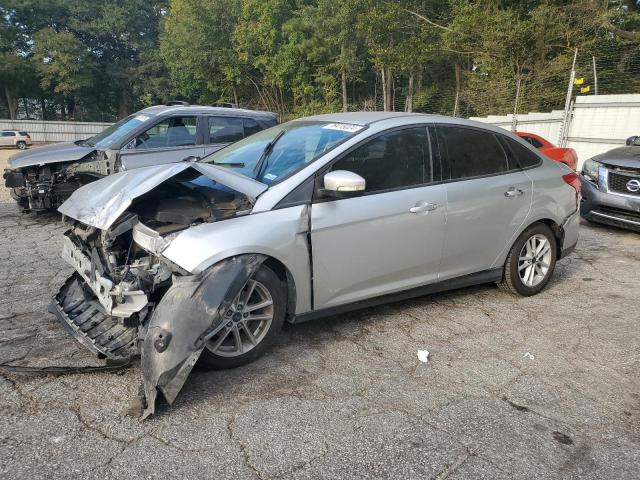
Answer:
[48,273,137,360]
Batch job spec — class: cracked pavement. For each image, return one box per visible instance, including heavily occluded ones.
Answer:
[1,150,639,479]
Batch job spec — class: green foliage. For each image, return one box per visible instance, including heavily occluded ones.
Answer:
[0,0,639,120]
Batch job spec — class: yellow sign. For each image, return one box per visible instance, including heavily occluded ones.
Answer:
[580,86,591,93]
[574,77,584,86]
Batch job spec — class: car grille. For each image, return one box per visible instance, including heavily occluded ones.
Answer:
[608,169,640,196]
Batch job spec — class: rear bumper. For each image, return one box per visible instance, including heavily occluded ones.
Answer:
[580,176,640,232]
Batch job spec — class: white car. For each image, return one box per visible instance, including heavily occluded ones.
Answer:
[0,130,32,149]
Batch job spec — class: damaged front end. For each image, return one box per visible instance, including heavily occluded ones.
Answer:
[49,162,268,416]
[4,149,112,211]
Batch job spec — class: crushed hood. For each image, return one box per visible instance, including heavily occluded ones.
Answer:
[58,161,268,230]
[593,146,640,169]
[7,141,95,169]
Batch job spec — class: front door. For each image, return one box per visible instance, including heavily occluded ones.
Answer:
[310,126,446,310]
[436,126,533,280]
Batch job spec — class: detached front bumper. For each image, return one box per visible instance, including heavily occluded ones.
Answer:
[48,274,138,359]
[580,176,640,231]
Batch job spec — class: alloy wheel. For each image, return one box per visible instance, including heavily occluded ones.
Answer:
[518,234,552,288]
[205,278,274,357]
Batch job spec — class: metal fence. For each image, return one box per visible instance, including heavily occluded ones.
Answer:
[470,94,640,170]
[0,119,113,143]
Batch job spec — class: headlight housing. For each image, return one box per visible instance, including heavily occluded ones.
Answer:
[582,158,601,182]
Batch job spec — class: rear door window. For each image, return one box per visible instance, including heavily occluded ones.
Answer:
[134,116,197,149]
[208,117,244,143]
[1,132,13,137]
[438,126,508,180]
[330,127,430,193]
[243,118,262,137]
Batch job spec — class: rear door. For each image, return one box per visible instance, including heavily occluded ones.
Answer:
[202,116,247,156]
[437,126,532,280]
[310,126,447,309]
[118,114,204,170]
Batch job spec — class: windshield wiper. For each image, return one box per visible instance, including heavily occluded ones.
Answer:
[253,130,285,179]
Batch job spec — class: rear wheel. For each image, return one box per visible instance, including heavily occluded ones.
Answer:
[199,265,286,369]
[499,223,557,296]
[16,141,27,150]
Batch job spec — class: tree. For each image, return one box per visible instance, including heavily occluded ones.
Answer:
[161,0,241,105]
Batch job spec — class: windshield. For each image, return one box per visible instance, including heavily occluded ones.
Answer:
[86,113,155,149]
[202,120,363,185]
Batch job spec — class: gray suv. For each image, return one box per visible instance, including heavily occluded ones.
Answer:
[50,112,580,417]
[3,103,278,211]
[580,140,640,231]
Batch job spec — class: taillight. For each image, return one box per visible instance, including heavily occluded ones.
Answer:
[562,172,581,195]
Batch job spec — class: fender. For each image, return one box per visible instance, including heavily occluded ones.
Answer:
[141,254,266,419]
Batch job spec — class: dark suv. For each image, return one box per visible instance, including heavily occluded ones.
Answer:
[580,139,640,231]
[3,103,278,211]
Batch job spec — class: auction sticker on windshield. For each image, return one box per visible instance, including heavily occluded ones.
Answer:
[322,123,363,133]
[135,115,150,122]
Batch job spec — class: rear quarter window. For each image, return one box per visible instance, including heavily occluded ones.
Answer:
[500,136,543,169]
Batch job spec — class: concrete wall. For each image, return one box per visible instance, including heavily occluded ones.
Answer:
[470,94,640,170]
[0,119,112,142]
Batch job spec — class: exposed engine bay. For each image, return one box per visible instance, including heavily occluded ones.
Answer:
[48,165,264,416]
[4,150,112,211]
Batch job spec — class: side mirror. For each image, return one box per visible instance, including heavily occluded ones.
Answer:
[320,170,366,199]
[625,136,638,146]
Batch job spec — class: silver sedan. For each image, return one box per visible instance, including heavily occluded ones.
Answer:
[50,112,580,416]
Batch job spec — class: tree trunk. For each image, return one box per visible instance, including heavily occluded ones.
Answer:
[341,69,348,112]
[23,98,30,119]
[118,88,129,118]
[453,63,461,117]
[232,84,239,107]
[381,68,393,112]
[40,98,47,120]
[4,88,18,120]
[406,73,414,112]
[66,97,76,120]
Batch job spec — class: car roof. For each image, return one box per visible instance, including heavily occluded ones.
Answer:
[137,104,277,118]
[297,112,519,133]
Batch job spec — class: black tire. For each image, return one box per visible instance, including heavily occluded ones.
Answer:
[199,264,286,370]
[16,141,27,150]
[499,223,557,296]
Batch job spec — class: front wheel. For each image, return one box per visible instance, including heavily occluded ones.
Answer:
[499,223,557,296]
[199,264,286,369]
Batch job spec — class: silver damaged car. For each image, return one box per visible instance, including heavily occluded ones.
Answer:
[49,113,580,417]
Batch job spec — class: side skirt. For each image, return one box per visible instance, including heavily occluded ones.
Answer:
[291,268,503,324]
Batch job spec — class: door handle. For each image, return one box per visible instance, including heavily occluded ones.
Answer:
[410,202,438,213]
[504,187,524,198]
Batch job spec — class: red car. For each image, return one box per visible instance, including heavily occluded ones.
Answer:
[515,132,578,170]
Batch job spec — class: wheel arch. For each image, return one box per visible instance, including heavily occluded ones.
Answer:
[493,216,565,269]
[262,256,297,322]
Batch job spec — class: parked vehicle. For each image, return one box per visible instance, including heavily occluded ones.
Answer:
[3,103,278,211]
[0,130,32,149]
[625,135,640,146]
[515,131,578,170]
[49,113,580,416]
[580,143,640,231]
